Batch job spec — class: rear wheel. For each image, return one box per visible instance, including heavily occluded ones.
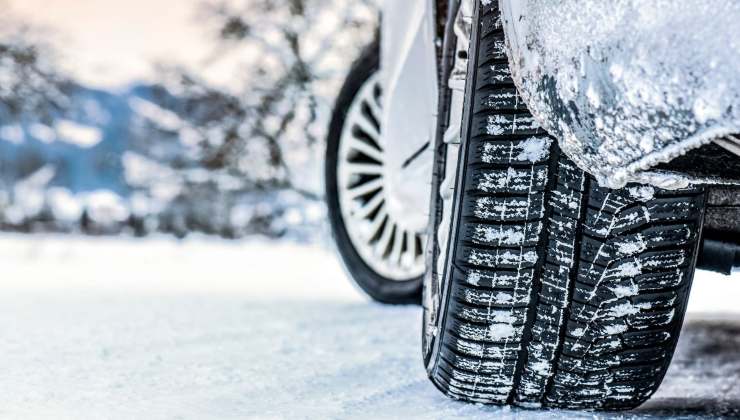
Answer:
[326,41,425,304]
[423,2,707,409]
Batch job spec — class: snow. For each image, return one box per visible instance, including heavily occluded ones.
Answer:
[610,284,639,299]
[29,123,57,143]
[82,190,131,225]
[616,235,648,256]
[469,249,538,267]
[501,0,740,189]
[495,291,514,303]
[0,124,24,144]
[476,225,525,246]
[122,152,182,202]
[467,272,481,286]
[515,136,552,163]
[4,165,56,224]
[55,119,104,148]
[608,302,643,318]
[129,97,183,132]
[478,167,536,192]
[487,115,508,136]
[603,324,629,335]
[47,187,84,223]
[628,186,656,202]
[613,260,643,277]
[0,234,739,418]
[489,323,517,340]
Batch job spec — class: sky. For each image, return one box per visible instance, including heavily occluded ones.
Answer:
[6,0,226,89]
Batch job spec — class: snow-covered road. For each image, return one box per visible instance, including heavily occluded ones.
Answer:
[1,235,739,419]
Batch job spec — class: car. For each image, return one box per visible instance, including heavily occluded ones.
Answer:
[325,0,740,410]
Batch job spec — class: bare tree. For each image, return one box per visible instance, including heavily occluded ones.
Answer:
[160,0,379,196]
[0,32,69,124]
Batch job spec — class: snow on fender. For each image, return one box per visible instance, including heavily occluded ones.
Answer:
[500,0,740,189]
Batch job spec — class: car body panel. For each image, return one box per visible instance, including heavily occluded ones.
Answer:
[379,0,438,231]
[500,0,740,189]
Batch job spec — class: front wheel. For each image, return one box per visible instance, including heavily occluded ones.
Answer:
[423,2,707,410]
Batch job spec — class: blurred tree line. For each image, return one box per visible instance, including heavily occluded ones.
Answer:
[0,0,378,239]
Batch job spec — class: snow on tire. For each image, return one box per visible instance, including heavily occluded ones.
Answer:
[424,2,707,410]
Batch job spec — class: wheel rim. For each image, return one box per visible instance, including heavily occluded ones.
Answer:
[337,73,426,281]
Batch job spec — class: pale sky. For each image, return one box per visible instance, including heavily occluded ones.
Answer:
[7,0,224,89]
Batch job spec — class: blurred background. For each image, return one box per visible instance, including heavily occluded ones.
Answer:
[2,1,740,418]
[0,0,378,241]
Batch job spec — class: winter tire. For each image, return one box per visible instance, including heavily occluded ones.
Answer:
[326,40,424,304]
[423,2,707,410]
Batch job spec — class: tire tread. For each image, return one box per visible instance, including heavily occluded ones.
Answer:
[427,3,705,410]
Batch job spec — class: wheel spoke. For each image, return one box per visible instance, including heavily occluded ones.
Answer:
[344,162,383,176]
[351,191,384,220]
[346,177,383,199]
[375,220,395,257]
[362,206,388,239]
[390,226,405,265]
[353,114,381,142]
[364,93,383,123]
[409,230,418,257]
[348,137,384,163]
[416,235,426,264]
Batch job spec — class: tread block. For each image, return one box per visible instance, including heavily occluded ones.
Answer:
[472,136,553,166]
[439,364,516,388]
[457,305,528,325]
[580,224,696,265]
[628,308,676,330]
[463,246,539,269]
[478,31,507,62]
[468,195,545,222]
[622,330,672,348]
[475,63,514,90]
[444,352,520,376]
[452,283,532,308]
[467,221,543,247]
[471,165,548,194]
[474,88,525,114]
[473,113,544,139]
[584,197,703,238]
[444,336,522,360]
[463,268,534,289]
[479,6,502,38]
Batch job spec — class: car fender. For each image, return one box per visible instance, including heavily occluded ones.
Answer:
[500,0,740,189]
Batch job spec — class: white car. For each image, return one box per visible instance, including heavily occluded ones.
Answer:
[325,0,740,410]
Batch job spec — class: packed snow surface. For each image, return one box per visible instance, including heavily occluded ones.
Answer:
[1,234,740,418]
[501,0,740,189]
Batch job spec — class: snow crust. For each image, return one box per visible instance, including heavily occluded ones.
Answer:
[501,0,740,188]
[0,234,739,418]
